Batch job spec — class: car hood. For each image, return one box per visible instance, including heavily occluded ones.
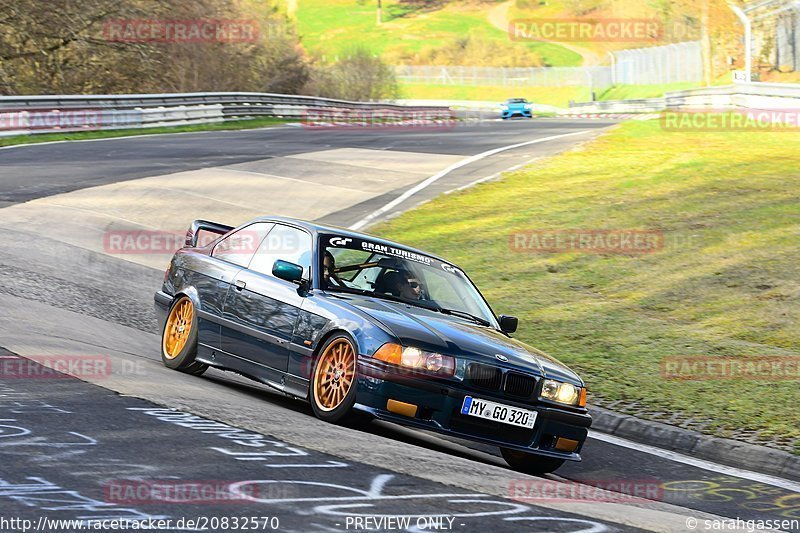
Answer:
[339,295,581,384]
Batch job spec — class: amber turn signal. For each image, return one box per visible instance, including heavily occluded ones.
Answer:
[373,343,403,365]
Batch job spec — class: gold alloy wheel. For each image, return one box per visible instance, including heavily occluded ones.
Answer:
[313,338,356,412]
[162,297,194,360]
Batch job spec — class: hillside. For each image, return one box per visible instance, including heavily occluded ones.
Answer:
[293,0,712,103]
[294,0,582,67]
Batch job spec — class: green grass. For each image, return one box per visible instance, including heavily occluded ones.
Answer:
[398,82,588,107]
[0,117,291,148]
[597,83,703,101]
[372,120,800,451]
[295,0,581,66]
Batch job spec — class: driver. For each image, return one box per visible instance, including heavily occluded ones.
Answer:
[403,276,423,300]
[385,270,423,300]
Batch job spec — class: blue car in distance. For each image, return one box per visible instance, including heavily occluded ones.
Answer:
[155,216,590,475]
[500,98,533,119]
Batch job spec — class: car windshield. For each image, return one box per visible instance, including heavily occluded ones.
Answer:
[321,235,497,328]
[507,98,527,103]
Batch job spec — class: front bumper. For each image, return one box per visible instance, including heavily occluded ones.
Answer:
[501,109,533,119]
[355,360,590,461]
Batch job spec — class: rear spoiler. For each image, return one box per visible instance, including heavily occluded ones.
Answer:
[184,219,234,248]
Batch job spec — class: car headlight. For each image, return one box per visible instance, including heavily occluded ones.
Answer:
[500,105,509,110]
[540,379,586,406]
[373,343,455,376]
[524,104,532,109]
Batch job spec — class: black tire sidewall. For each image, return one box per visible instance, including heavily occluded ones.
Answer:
[161,296,200,371]
[309,333,358,423]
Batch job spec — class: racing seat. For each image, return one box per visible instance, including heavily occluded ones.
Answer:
[373,270,404,297]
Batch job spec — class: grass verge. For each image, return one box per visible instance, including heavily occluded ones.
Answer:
[372,119,800,452]
[398,83,703,107]
[0,117,292,148]
[596,83,703,101]
[398,83,589,107]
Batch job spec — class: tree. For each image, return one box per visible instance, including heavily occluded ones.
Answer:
[305,48,398,101]
[650,0,739,85]
[0,0,310,95]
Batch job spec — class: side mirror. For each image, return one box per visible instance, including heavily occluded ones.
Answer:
[272,260,304,283]
[499,315,518,334]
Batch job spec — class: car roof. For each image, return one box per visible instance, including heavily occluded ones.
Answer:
[250,216,452,264]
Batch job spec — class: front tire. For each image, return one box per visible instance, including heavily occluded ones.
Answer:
[161,296,207,376]
[310,334,358,423]
[501,448,566,475]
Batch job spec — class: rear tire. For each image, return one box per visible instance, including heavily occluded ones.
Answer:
[161,296,208,376]
[501,448,565,475]
[309,334,358,423]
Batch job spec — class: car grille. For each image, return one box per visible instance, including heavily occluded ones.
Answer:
[504,372,537,398]
[465,363,538,400]
[465,363,502,390]
[449,412,535,446]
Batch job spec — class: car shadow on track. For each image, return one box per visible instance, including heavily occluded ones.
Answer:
[200,368,526,475]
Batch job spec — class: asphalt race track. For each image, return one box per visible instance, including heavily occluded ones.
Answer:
[1,119,798,533]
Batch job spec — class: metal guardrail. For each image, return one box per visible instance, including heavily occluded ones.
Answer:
[4,83,798,136]
[664,82,800,110]
[564,83,800,115]
[563,98,666,114]
[0,92,451,137]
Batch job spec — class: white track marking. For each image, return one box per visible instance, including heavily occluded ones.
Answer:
[589,430,800,492]
[444,156,548,195]
[347,130,593,230]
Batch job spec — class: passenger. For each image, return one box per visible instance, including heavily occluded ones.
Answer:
[322,251,344,288]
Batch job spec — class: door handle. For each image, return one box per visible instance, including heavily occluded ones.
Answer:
[234,280,246,291]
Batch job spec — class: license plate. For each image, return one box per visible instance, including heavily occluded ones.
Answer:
[460,396,537,429]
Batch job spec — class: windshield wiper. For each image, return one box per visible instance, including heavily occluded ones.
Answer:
[375,293,441,312]
[437,308,491,327]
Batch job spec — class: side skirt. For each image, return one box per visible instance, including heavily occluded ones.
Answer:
[196,342,310,400]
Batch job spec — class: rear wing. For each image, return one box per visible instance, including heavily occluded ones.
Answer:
[184,219,234,248]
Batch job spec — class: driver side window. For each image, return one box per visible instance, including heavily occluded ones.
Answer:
[249,224,312,279]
